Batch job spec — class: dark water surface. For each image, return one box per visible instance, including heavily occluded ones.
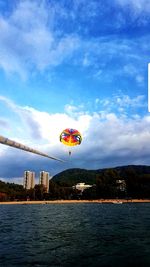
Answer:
[0,203,150,267]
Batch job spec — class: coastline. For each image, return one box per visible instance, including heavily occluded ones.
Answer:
[1,199,150,205]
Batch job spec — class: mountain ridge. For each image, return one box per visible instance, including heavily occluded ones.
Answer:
[52,164,150,186]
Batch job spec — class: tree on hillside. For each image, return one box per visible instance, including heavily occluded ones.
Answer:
[96,169,121,198]
[34,184,47,200]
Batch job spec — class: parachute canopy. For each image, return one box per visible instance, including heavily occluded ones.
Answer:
[60,128,82,147]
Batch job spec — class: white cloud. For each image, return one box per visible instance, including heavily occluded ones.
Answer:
[0,95,150,178]
[0,0,80,78]
[95,98,99,104]
[0,95,18,110]
[21,105,92,147]
[116,0,150,13]
[0,176,41,185]
[87,36,148,84]
[64,103,86,117]
[65,104,78,113]
[0,118,10,129]
[82,53,92,67]
[0,177,23,185]
[123,64,145,84]
[136,75,144,83]
[116,95,145,108]
[93,69,103,79]
[97,94,145,114]
[0,96,91,147]
[0,0,148,81]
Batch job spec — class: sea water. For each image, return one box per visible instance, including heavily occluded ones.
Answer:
[0,203,150,267]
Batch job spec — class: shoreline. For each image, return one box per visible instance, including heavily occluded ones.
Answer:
[1,199,150,205]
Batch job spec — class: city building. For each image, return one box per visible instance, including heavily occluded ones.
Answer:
[72,182,92,192]
[116,179,126,192]
[23,171,35,190]
[39,171,50,193]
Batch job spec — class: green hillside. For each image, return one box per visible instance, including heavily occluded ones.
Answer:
[52,168,97,186]
[52,165,150,199]
[52,165,150,186]
[0,180,25,201]
[1,165,150,201]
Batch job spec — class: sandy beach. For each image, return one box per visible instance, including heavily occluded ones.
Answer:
[1,199,150,204]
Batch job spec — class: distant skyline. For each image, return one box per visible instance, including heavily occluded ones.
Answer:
[0,0,150,182]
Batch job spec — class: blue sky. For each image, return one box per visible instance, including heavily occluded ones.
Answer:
[0,0,150,183]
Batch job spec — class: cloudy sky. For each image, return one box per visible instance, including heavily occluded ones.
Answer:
[0,0,150,183]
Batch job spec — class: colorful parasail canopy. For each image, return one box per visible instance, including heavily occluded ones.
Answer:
[60,128,82,147]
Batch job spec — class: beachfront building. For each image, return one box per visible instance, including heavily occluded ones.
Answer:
[39,171,49,193]
[116,179,126,192]
[72,183,92,192]
[23,171,35,190]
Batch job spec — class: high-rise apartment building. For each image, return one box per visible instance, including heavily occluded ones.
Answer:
[39,171,49,193]
[23,171,35,190]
